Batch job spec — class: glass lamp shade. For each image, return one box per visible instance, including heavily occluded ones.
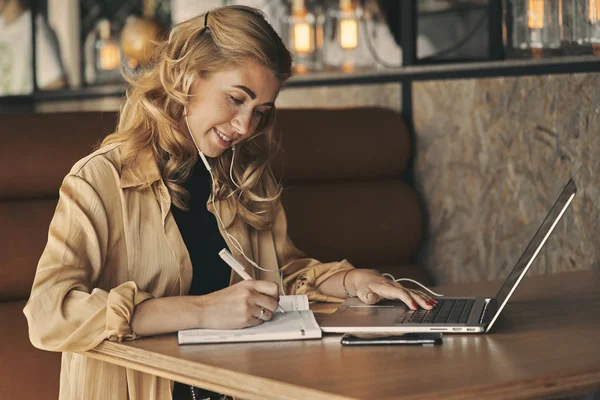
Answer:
[86,19,123,84]
[281,1,324,73]
[569,0,600,52]
[323,3,374,72]
[509,0,562,52]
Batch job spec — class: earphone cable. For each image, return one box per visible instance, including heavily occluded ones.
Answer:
[207,163,286,296]
[229,145,241,189]
[185,114,285,295]
[381,273,444,297]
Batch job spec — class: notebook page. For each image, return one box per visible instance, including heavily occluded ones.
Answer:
[178,310,321,344]
[278,295,309,312]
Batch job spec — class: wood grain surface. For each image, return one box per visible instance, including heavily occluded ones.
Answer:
[81,271,600,400]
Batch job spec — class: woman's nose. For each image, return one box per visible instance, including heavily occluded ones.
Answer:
[231,111,252,136]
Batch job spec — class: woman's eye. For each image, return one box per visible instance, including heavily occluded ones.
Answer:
[230,95,264,118]
[229,96,243,105]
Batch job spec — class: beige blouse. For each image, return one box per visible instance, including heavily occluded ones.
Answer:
[23,143,353,400]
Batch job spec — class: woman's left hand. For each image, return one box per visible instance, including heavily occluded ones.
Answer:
[345,269,438,310]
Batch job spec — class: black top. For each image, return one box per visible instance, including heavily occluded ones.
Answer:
[170,160,231,296]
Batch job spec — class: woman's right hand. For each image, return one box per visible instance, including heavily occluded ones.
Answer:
[192,280,280,330]
[131,280,281,336]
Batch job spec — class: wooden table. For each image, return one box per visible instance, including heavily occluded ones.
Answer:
[82,270,600,400]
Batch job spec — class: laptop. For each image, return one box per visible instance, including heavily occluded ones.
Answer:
[321,180,577,334]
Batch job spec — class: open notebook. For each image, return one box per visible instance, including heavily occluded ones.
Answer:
[177,295,322,344]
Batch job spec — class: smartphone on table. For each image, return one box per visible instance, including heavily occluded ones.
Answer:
[341,332,443,346]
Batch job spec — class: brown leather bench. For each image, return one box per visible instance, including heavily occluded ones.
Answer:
[0,107,426,400]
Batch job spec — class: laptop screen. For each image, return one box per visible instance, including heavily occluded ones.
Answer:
[488,180,577,329]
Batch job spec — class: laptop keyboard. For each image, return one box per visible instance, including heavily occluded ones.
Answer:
[394,299,475,325]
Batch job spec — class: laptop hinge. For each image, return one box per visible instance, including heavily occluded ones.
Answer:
[480,298,497,325]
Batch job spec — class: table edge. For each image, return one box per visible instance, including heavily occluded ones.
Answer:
[82,339,600,400]
[81,341,356,400]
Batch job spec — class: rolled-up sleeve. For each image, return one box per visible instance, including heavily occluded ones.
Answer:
[23,174,153,353]
[272,201,354,303]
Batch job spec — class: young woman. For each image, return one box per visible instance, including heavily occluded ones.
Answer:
[24,6,436,400]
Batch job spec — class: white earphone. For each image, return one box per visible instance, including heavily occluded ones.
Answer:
[184,112,285,295]
[229,145,241,189]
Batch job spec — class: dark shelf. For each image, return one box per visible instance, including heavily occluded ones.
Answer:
[284,55,600,88]
[1,55,599,110]
[34,84,126,101]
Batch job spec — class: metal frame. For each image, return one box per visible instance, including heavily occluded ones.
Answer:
[488,0,504,60]
[399,1,417,185]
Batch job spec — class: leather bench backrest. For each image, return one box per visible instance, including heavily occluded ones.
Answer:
[271,108,421,268]
[0,112,118,301]
[0,108,421,302]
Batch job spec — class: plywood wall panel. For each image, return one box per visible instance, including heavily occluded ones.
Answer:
[413,73,600,284]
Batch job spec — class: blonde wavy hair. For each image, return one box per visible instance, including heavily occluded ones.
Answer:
[101,6,293,230]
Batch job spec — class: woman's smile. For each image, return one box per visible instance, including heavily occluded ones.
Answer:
[214,127,233,148]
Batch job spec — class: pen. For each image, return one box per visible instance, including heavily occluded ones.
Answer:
[218,248,285,313]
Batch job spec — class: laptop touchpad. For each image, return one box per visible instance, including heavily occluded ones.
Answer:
[338,300,403,325]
